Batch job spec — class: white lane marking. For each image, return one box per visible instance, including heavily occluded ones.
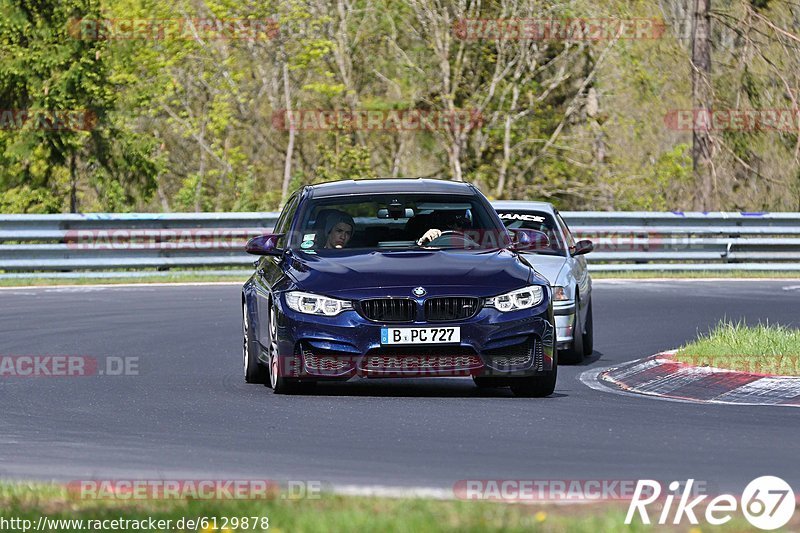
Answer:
[333,485,454,500]
[579,364,800,408]
[578,366,704,405]
[782,285,800,291]
[331,484,597,505]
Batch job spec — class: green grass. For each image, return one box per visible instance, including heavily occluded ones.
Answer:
[0,483,774,532]
[675,320,800,375]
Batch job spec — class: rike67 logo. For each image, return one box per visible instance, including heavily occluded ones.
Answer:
[626,476,796,530]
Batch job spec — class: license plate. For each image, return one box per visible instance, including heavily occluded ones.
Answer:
[381,327,460,345]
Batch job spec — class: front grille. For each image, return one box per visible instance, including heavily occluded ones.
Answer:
[359,298,415,322]
[303,353,350,372]
[484,336,538,370]
[363,355,482,371]
[424,297,480,321]
[492,356,532,367]
[361,345,482,373]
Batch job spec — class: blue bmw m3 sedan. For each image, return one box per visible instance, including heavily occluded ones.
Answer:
[241,179,557,397]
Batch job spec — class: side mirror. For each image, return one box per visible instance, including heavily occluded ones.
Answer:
[245,233,284,256]
[510,229,550,251]
[572,239,593,256]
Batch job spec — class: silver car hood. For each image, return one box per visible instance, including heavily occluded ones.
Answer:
[519,253,567,286]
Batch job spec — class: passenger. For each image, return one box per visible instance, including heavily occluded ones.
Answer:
[318,211,355,249]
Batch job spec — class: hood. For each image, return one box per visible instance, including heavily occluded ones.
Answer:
[517,253,567,285]
[285,249,538,298]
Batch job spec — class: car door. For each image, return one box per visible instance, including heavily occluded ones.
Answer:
[254,193,300,345]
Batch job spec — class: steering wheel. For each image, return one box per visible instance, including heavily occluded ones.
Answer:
[426,230,480,248]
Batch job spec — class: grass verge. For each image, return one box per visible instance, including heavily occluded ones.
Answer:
[675,320,800,376]
[0,483,770,532]
[0,269,798,288]
[592,270,800,279]
[0,273,248,287]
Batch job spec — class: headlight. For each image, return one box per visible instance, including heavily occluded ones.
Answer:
[485,286,544,312]
[553,286,571,301]
[285,291,353,316]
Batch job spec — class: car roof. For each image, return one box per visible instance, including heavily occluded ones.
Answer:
[492,200,556,214]
[306,178,477,198]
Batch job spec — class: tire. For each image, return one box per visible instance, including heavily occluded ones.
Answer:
[268,306,314,394]
[243,301,269,384]
[582,299,594,356]
[510,361,557,398]
[559,297,584,364]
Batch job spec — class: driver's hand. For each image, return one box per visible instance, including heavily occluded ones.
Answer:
[417,228,442,245]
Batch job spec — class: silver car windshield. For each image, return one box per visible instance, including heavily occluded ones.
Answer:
[497,211,567,256]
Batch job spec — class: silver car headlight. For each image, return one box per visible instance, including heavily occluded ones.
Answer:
[285,291,353,316]
[552,286,572,302]
[484,286,544,312]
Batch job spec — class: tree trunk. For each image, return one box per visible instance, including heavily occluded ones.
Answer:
[691,0,714,210]
[69,152,77,213]
[281,61,295,206]
[194,120,206,213]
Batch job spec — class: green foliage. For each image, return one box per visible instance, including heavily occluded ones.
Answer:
[0,185,62,213]
[0,0,158,213]
[1,0,798,213]
[616,145,692,210]
[311,136,372,184]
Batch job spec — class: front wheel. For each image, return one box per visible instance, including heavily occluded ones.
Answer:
[582,299,594,356]
[243,302,268,384]
[509,363,557,398]
[268,306,314,394]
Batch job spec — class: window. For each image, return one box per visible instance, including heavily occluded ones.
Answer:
[497,210,566,256]
[289,194,508,251]
[555,212,575,250]
[273,193,300,247]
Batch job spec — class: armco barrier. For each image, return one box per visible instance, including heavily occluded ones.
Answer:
[0,209,799,276]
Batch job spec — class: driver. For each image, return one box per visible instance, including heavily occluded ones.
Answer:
[416,210,471,246]
[318,211,355,249]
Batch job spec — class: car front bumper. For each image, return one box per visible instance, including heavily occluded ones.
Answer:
[553,301,576,350]
[271,295,556,381]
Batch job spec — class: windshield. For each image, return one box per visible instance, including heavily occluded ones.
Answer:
[290,194,510,251]
[497,210,567,256]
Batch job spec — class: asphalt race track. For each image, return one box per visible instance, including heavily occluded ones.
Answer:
[1,280,799,494]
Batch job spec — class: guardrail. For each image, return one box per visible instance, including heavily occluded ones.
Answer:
[0,209,799,277]
[562,211,800,271]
